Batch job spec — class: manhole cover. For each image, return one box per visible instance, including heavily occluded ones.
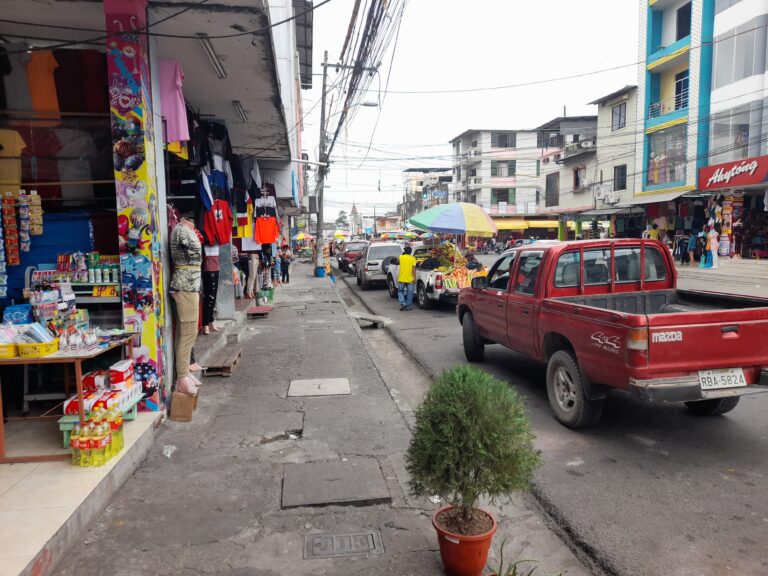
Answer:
[304,530,383,559]
[288,378,350,397]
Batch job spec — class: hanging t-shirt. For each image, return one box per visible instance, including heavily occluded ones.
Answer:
[254,216,280,245]
[0,129,26,196]
[3,44,32,112]
[0,46,10,111]
[27,51,59,116]
[202,199,233,245]
[159,59,189,143]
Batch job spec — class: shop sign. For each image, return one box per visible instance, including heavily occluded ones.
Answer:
[699,156,768,190]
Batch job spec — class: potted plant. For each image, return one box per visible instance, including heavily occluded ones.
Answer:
[406,365,541,576]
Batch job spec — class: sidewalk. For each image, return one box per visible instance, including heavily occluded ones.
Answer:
[51,264,589,576]
[674,258,768,297]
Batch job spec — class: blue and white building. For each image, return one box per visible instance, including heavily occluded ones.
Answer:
[635,0,716,202]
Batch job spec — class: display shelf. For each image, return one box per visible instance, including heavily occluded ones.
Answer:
[70,282,120,286]
[74,296,121,304]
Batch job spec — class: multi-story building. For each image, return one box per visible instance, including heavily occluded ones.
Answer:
[449,129,543,216]
[399,168,451,222]
[635,0,714,201]
[537,116,598,215]
[589,86,639,209]
[706,0,768,168]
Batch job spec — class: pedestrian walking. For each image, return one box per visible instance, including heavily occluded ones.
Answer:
[280,245,292,284]
[397,245,416,311]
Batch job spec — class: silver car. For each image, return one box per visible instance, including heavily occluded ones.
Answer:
[356,242,403,290]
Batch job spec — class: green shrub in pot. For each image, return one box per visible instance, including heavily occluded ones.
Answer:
[406,365,541,532]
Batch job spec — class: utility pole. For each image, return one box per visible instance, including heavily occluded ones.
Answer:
[314,50,329,274]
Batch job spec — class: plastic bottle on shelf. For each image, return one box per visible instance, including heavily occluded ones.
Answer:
[79,423,93,467]
[104,419,113,461]
[116,408,125,452]
[91,423,106,467]
[107,408,120,456]
[70,424,81,466]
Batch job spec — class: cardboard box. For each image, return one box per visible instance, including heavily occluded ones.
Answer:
[169,391,196,422]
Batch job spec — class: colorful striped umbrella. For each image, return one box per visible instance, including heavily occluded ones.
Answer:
[409,202,498,237]
[404,231,418,239]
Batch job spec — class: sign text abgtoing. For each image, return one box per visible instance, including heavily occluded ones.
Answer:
[699,155,768,190]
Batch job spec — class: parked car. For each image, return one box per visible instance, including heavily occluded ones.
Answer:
[387,245,460,309]
[457,239,768,428]
[337,240,369,274]
[356,242,403,290]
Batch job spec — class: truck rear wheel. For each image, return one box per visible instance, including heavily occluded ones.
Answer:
[684,397,740,416]
[387,276,398,299]
[546,350,604,428]
[462,312,484,362]
[417,283,433,310]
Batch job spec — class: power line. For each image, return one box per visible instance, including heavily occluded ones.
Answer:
[0,0,332,48]
[0,0,211,55]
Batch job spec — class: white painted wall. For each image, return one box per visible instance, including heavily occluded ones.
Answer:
[594,88,638,205]
[714,0,768,35]
[661,0,695,47]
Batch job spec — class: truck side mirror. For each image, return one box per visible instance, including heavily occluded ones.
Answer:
[471,276,487,289]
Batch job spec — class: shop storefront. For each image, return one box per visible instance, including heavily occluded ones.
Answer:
[0,0,307,460]
[698,155,768,259]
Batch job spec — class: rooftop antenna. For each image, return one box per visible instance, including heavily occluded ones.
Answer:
[563,105,567,117]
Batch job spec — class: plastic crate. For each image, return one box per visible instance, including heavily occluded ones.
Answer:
[0,344,18,358]
[17,338,59,358]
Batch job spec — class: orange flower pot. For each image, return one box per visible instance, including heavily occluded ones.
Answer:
[432,506,497,576]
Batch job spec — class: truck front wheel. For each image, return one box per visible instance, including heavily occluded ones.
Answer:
[462,312,484,362]
[684,397,740,416]
[546,351,604,428]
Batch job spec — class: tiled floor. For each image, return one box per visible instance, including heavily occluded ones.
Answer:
[0,412,158,576]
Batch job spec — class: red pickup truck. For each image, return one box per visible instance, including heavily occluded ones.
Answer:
[458,239,768,428]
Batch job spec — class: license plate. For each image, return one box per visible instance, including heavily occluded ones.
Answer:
[698,368,747,390]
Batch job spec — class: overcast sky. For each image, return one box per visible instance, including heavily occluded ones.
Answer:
[303,0,640,222]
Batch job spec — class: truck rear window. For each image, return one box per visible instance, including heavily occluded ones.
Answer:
[346,243,367,252]
[553,246,667,288]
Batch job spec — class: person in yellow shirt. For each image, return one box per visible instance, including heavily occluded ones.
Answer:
[397,245,417,311]
[648,223,660,240]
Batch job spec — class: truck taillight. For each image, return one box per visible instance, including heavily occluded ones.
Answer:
[627,327,648,366]
[435,274,443,290]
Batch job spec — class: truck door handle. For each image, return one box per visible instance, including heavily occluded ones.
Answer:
[522,309,530,315]
[497,304,504,309]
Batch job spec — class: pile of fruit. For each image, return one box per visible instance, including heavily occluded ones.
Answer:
[432,242,467,270]
[426,242,487,289]
[442,267,487,289]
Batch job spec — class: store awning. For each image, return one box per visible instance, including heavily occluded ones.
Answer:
[580,207,645,217]
[527,220,561,229]
[493,219,527,230]
[623,190,692,205]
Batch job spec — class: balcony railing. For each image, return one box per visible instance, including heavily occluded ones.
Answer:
[564,136,597,157]
[649,88,688,118]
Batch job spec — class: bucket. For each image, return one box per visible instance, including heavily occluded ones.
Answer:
[314,266,326,278]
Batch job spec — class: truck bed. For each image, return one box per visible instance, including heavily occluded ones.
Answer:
[554,289,768,315]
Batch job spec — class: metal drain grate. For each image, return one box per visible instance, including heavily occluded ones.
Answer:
[304,530,383,559]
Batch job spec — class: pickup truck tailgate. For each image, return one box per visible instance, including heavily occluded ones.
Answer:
[647,308,768,375]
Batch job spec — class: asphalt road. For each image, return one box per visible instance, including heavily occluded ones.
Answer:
[337,259,768,576]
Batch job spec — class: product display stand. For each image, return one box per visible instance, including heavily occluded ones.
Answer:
[0,337,133,464]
